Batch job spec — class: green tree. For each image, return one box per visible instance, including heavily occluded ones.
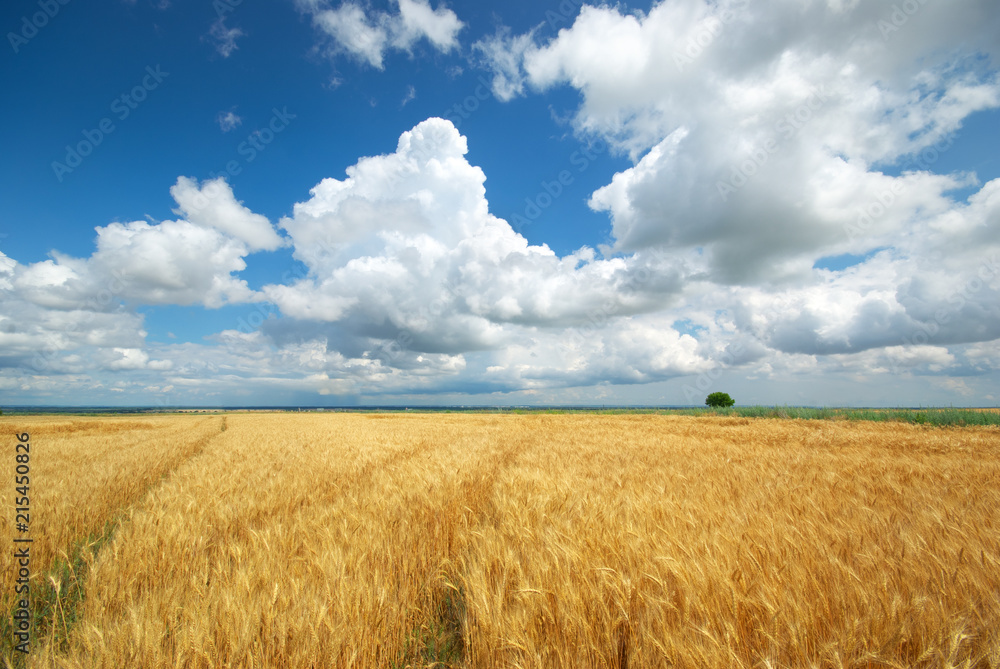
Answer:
[705,392,735,408]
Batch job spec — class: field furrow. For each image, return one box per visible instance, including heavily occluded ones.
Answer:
[1,415,226,664]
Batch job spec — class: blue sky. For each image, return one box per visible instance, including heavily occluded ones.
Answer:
[1,0,999,407]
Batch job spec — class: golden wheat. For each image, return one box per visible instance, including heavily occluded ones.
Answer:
[0,416,223,644]
[1,413,997,668]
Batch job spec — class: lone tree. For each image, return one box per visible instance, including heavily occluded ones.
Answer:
[705,392,735,408]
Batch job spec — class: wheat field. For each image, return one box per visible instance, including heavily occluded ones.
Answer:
[2,413,999,668]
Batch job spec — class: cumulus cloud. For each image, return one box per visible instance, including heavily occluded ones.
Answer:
[170,176,284,252]
[87,219,258,308]
[265,118,679,356]
[484,1,1000,282]
[467,0,1000,373]
[6,0,1000,406]
[299,0,463,69]
[0,259,149,382]
[394,0,463,52]
[0,119,709,402]
[1,177,279,319]
[5,100,1000,405]
[1,173,292,403]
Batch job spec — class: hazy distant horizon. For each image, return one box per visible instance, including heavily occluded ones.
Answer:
[5,403,998,413]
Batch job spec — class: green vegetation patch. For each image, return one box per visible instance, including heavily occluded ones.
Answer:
[680,406,1000,427]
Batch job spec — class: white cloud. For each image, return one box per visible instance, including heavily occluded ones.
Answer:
[208,17,244,58]
[393,0,462,53]
[88,219,258,308]
[8,0,1000,412]
[0,252,15,290]
[267,118,677,349]
[467,0,1000,368]
[6,103,1000,404]
[0,118,703,402]
[217,110,242,132]
[170,176,284,252]
[107,348,151,371]
[484,0,1000,290]
[311,3,389,68]
[1,177,280,320]
[299,0,463,69]
[401,85,416,107]
[473,26,537,101]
